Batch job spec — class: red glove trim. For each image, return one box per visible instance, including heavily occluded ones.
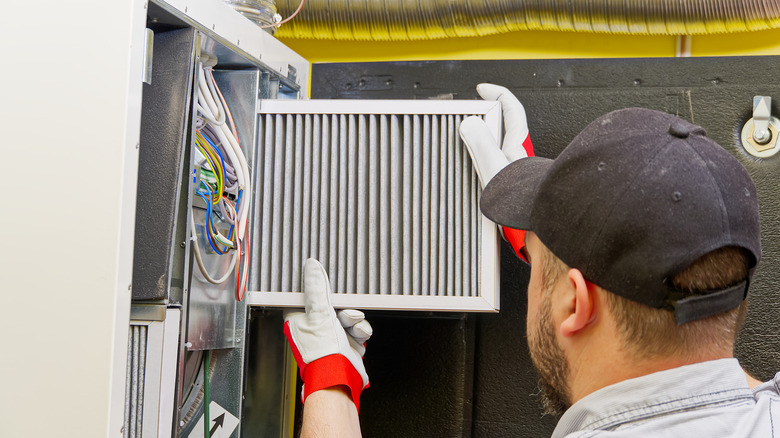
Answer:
[502,135,533,262]
[283,321,367,411]
[303,354,367,411]
[503,227,527,263]
[523,135,535,158]
[283,321,308,377]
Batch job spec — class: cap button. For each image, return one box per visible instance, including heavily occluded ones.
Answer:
[669,122,690,138]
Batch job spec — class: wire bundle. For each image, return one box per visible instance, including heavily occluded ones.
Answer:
[190,58,251,301]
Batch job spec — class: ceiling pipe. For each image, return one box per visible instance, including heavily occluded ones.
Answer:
[274,0,780,40]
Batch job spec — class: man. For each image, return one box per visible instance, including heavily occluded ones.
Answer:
[283,85,780,437]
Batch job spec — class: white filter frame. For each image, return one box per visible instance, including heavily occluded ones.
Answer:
[248,99,502,312]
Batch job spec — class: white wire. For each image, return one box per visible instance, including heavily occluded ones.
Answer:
[215,120,251,237]
[202,67,252,239]
[198,65,225,125]
[195,62,253,256]
[190,218,236,285]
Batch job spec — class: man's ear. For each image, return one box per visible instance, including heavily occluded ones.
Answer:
[560,269,597,337]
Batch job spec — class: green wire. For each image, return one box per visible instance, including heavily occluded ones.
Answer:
[204,350,211,438]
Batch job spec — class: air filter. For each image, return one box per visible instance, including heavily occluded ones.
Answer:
[248,100,501,311]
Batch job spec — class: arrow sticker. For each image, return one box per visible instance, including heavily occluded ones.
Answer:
[189,402,239,438]
[210,413,225,436]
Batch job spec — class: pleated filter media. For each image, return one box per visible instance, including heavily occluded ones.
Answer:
[248,100,501,311]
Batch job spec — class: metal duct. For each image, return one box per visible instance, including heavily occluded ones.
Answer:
[274,0,780,39]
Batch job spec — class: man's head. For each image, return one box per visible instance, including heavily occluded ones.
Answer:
[524,231,750,415]
[481,108,761,411]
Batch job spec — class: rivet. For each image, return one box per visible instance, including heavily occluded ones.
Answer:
[597,162,607,171]
[672,191,682,202]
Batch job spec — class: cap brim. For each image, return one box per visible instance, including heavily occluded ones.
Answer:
[480,156,553,230]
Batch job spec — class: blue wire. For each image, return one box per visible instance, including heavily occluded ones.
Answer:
[196,189,223,255]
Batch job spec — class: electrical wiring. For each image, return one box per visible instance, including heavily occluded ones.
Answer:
[257,0,307,29]
[190,219,237,285]
[210,71,251,302]
[189,59,252,297]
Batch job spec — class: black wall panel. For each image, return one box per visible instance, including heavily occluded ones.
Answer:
[311,57,780,437]
[132,28,197,302]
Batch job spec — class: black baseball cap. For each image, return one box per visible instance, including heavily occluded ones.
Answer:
[481,108,761,324]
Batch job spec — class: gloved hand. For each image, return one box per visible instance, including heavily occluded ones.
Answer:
[459,83,535,261]
[284,259,372,410]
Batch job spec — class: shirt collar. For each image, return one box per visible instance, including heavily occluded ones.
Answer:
[553,358,753,437]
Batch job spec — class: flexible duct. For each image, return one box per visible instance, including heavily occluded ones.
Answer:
[274,0,780,40]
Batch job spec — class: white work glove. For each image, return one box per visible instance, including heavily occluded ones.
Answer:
[459,83,535,260]
[459,83,533,188]
[283,259,372,410]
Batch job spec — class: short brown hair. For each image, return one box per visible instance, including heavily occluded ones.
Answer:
[539,244,749,359]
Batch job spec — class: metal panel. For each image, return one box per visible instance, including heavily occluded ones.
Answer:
[149,0,308,96]
[185,69,259,351]
[248,99,500,311]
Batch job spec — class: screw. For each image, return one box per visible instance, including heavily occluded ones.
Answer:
[180,241,186,248]
[754,129,771,144]
[236,338,241,343]
[184,342,193,349]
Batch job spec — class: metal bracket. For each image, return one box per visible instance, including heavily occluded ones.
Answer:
[142,28,154,85]
[741,96,779,158]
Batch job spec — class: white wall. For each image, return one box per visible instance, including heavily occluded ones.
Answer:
[0,0,145,435]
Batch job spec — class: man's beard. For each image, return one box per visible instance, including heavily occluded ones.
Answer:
[528,294,572,416]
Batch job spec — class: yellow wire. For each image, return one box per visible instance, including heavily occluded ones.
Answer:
[195,132,225,203]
